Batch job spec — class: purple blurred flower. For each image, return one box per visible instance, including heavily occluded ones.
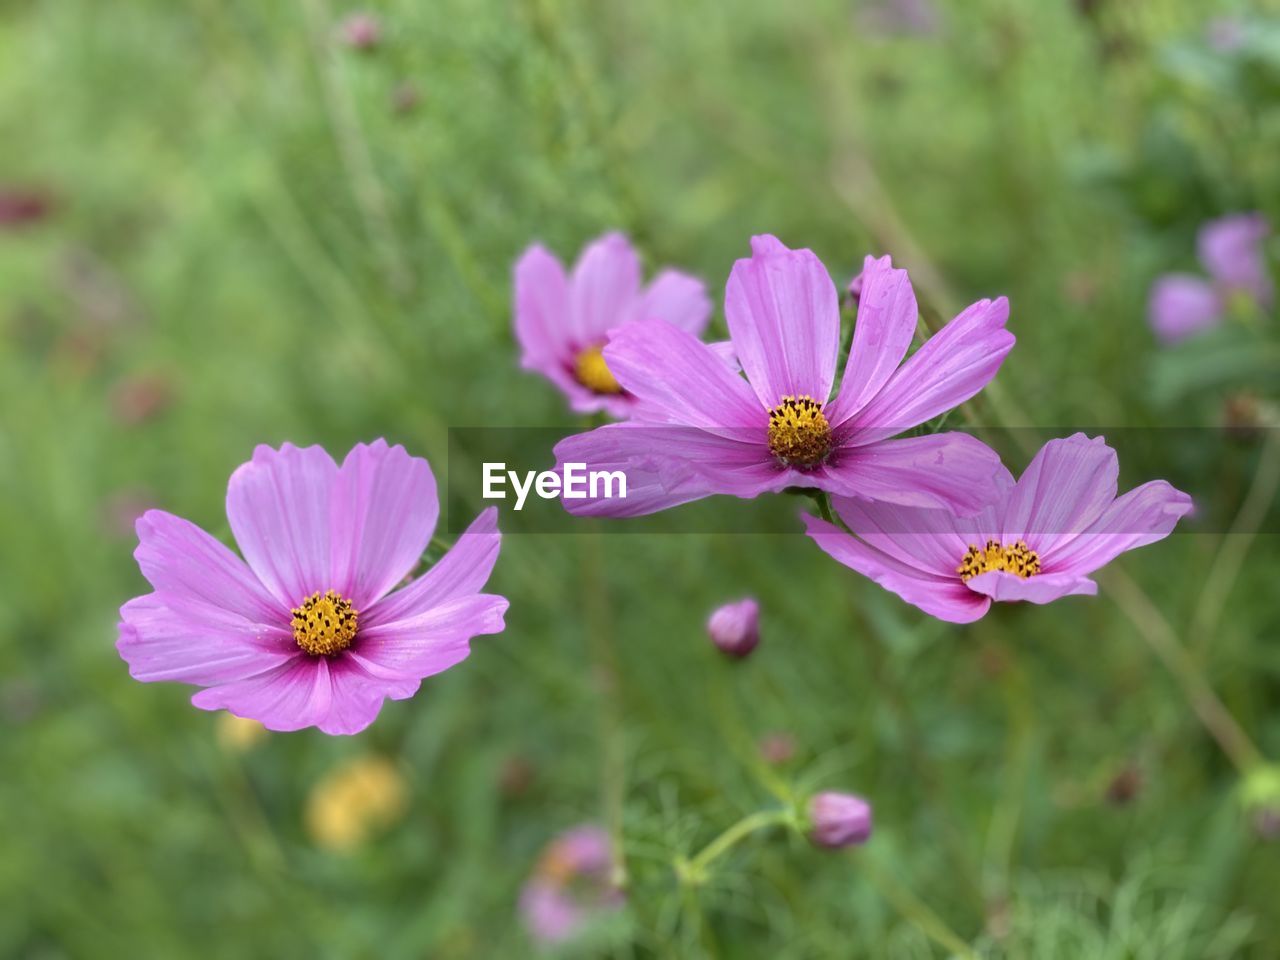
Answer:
[554,236,1013,517]
[1149,213,1272,344]
[514,232,712,418]
[858,0,940,36]
[707,597,760,658]
[520,825,624,945]
[117,441,507,734]
[339,12,381,50]
[806,434,1191,623]
[0,188,52,228]
[809,791,873,849]
[846,265,866,304]
[110,373,175,425]
[759,732,797,765]
[1207,16,1246,54]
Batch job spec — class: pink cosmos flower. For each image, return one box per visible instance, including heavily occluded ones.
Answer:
[805,434,1192,623]
[514,231,712,418]
[554,235,1014,517]
[519,825,624,946]
[1149,213,1272,344]
[116,441,507,735]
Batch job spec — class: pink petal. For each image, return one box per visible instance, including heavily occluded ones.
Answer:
[964,570,1097,604]
[724,234,841,409]
[706,340,740,372]
[190,656,398,736]
[514,243,571,367]
[1199,213,1273,307]
[1044,480,1192,576]
[1001,434,1117,556]
[847,297,1013,439]
[603,320,767,436]
[822,433,1006,515]
[803,514,990,623]
[634,269,712,335]
[354,593,507,680]
[827,255,918,425]
[329,440,439,610]
[226,443,339,608]
[569,232,642,344]
[133,510,281,624]
[830,496,977,578]
[1148,274,1222,344]
[117,593,295,684]
[364,508,502,627]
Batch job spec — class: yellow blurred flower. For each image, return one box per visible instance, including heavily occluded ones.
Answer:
[306,755,409,852]
[215,712,266,753]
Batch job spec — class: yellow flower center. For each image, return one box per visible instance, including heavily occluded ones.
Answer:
[957,540,1041,581]
[767,394,831,467]
[573,344,623,395]
[291,590,359,656]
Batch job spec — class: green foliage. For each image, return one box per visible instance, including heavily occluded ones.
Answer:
[1,0,1278,956]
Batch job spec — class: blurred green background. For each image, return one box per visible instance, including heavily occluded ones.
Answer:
[3,0,1280,956]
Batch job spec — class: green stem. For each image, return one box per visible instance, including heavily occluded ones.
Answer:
[680,808,794,883]
[815,491,835,525]
[861,857,979,960]
[1107,569,1264,775]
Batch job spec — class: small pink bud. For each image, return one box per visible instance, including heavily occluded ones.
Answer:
[392,82,421,114]
[339,12,382,50]
[758,732,796,765]
[706,597,759,658]
[1253,807,1280,841]
[0,188,53,228]
[846,269,865,305]
[808,791,872,849]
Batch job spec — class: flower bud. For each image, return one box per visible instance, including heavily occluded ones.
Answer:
[758,732,796,766]
[706,598,760,658]
[338,12,382,50]
[846,269,865,306]
[1252,807,1280,841]
[808,791,872,849]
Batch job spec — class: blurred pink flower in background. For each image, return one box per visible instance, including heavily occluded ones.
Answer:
[519,825,624,946]
[513,232,712,418]
[846,264,866,305]
[110,373,175,425]
[1206,16,1246,54]
[806,434,1192,623]
[338,12,381,50]
[706,597,760,658]
[858,0,940,37]
[0,187,52,228]
[1148,213,1272,344]
[117,440,507,734]
[759,732,797,765]
[808,791,873,849]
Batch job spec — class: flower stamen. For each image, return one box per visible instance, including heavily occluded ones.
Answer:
[767,395,831,468]
[957,540,1040,581]
[292,590,359,656]
[573,345,623,395]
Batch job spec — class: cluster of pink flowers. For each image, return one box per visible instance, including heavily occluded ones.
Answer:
[114,220,1224,946]
[1148,213,1272,344]
[520,232,1192,625]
